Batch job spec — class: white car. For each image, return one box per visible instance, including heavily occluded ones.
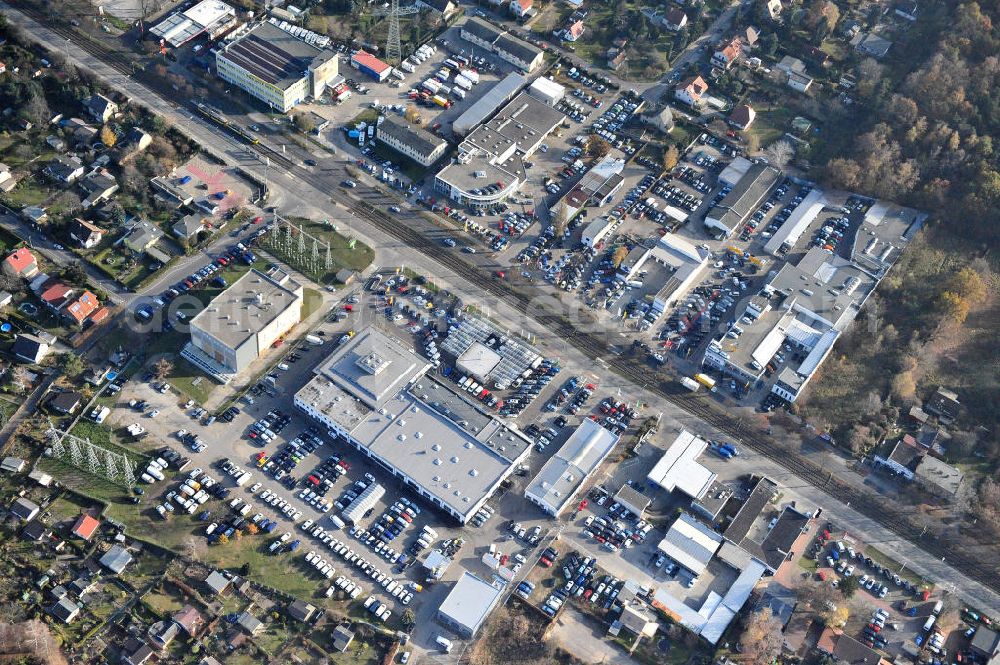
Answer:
[302,519,314,530]
[250,482,262,493]
[280,532,291,543]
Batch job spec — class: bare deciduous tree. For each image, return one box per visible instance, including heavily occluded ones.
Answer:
[740,608,784,665]
[763,139,794,168]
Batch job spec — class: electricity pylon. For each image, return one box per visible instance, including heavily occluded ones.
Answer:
[372,0,419,65]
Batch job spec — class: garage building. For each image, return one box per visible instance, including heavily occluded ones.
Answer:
[436,571,504,637]
[656,512,723,576]
[646,429,717,500]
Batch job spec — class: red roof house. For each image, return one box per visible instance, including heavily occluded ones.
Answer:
[3,248,39,278]
[71,514,100,541]
[65,291,100,325]
[40,282,74,310]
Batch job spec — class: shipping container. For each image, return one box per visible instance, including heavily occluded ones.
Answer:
[431,95,451,108]
[681,377,700,392]
[694,373,717,390]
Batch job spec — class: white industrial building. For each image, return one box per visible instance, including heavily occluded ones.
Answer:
[648,233,710,316]
[581,217,617,248]
[182,269,303,381]
[452,73,526,136]
[646,430,717,500]
[375,116,448,167]
[527,77,565,106]
[294,327,531,524]
[524,418,619,516]
[460,18,544,72]
[455,341,503,382]
[340,482,385,524]
[655,512,723,576]
[436,572,505,637]
[151,0,238,47]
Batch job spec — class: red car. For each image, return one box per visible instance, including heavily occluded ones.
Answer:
[252,215,264,224]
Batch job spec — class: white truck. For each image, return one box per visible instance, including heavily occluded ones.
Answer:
[305,334,324,346]
[436,636,453,653]
[681,377,701,392]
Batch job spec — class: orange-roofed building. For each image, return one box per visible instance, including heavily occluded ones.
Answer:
[3,248,39,278]
[71,514,100,540]
[65,291,100,325]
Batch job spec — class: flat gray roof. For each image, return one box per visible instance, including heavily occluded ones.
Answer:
[462,92,564,158]
[708,162,780,231]
[437,571,503,634]
[453,73,527,135]
[190,269,302,350]
[301,327,530,519]
[314,328,430,409]
[436,153,523,192]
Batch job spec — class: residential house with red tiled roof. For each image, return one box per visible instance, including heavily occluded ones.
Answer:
[71,514,100,541]
[3,248,39,278]
[564,19,585,42]
[712,37,743,69]
[65,291,100,326]
[675,76,709,106]
[40,281,75,312]
[510,0,532,17]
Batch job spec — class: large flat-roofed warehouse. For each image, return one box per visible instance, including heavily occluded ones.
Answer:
[647,430,717,500]
[703,162,781,237]
[375,116,448,167]
[435,92,563,206]
[436,572,504,638]
[151,0,237,47]
[182,269,303,381]
[525,418,619,516]
[294,327,531,523]
[216,21,339,112]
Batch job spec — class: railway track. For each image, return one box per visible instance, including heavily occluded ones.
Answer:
[21,5,1000,595]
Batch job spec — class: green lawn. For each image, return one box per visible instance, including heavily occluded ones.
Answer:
[350,109,380,127]
[749,105,795,148]
[0,174,55,208]
[798,554,819,573]
[166,358,216,405]
[199,543,335,604]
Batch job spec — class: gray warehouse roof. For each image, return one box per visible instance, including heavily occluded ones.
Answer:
[437,571,503,636]
[452,73,527,135]
[494,32,542,65]
[190,269,302,350]
[707,162,781,232]
[525,418,618,515]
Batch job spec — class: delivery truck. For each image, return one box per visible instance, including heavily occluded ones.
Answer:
[681,377,700,392]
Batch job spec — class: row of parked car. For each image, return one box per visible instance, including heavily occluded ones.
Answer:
[498,359,561,418]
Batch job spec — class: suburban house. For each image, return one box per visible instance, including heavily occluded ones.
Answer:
[236,610,263,635]
[728,104,756,130]
[122,219,165,253]
[204,570,231,596]
[924,386,960,422]
[64,291,102,327]
[331,625,355,652]
[607,47,627,70]
[48,598,81,624]
[10,497,40,521]
[68,218,105,248]
[21,206,48,224]
[46,135,66,151]
[85,94,118,123]
[3,248,39,278]
[787,71,814,93]
[172,213,210,241]
[712,37,742,69]
[0,162,13,190]
[172,605,205,636]
[43,155,85,184]
[663,7,688,31]
[119,127,153,160]
[287,600,316,623]
[40,281,75,312]
[765,0,782,20]
[79,170,119,208]
[11,333,50,364]
[71,514,100,540]
[564,19,585,42]
[48,391,83,415]
[855,32,892,58]
[510,0,532,18]
[675,76,708,106]
[99,544,133,574]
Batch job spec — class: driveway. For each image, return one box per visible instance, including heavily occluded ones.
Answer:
[548,606,624,664]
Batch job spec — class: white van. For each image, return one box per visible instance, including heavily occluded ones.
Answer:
[436,636,453,653]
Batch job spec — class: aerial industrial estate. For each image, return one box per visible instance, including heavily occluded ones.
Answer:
[0,1,997,665]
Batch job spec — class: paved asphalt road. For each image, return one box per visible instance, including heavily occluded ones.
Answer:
[5,3,1000,616]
